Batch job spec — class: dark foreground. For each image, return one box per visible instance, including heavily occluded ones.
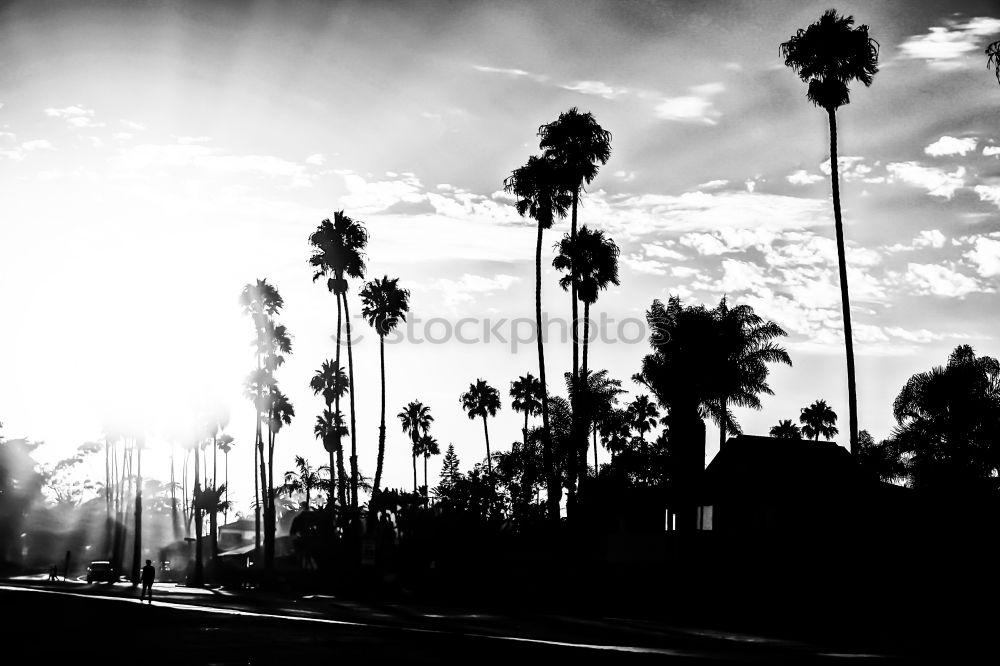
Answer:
[0,581,926,664]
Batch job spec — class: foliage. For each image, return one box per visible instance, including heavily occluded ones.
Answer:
[800,400,839,441]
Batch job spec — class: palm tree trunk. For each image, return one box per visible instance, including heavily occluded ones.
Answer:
[341,291,360,524]
[373,335,387,498]
[828,108,859,454]
[523,411,529,450]
[104,440,113,558]
[131,439,142,585]
[593,425,598,473]
[265,422,276,573]
[224,451,229,526]
[334,289,347,515]
[423,455,428,496]
[535,220,560,523]
[412,445,418,493]
[193,440,203,587]
[567,188,580,518]
[253,433,260,559]
[482,415,493,475]
[580,300,592,484]
[719,396,727,450]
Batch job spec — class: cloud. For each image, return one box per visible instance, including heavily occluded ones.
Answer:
[21,139,54,152]
[44,105,104,128]
[113,142,315,187]
[886,162,965,198]
[898,17,1000,69]
[924,136,978,156]
[0,138,56,160]
[473,65,548,83]
[787,170,824,185]
[560,80,627,99]
[697,179,728,190]
[422,273,520,307]
[902,263,982,298]
[305,153,326,166]
[654,83,724,124]
[984,146,1000,157]
[964,235,1000,277]
[622,254,669,276]
[819,156,871,181]
[641,242,685,261]
[974,184,1000,208]
[614,170,637,182]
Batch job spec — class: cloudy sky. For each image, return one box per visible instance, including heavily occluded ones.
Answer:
[1,0,998,508]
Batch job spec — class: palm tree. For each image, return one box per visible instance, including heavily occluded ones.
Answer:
[627,395,659,442]
[713,297,792,449]
[417,434,441,496]
[987,41,1000,84]
[280,456,324,509]
[217,435,234,525]
[398,401,433,493]
[460,379,502,475]
[510,373,543,449]
[265,388,294,570]
[360,276,411,499]
[308,211,368,522]
[130,434,144,586]
[800,399,839,441]
[781,10,878,454]
[503,155,570,522]
[310,360,349,510]
[570,369,625,473]
[770,420,802,440]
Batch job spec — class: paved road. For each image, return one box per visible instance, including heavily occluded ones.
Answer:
[0,578,904,663]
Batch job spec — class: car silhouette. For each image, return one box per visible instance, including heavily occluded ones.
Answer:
[86,560,116,584]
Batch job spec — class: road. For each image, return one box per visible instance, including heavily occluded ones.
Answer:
[0,577,907,664]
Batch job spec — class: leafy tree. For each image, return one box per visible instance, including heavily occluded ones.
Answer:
[781,10,879,453]
[569,369,625,472]
[398,401,433,493]
[308,211,368,522]
[504,154,570,522]
[460,379,502,476]
[800,399,839,441]
[769,419,802,440]
[438,444,462,490]
[360,276,411,499]
[627,394,660,442]
[856,430,906,484]
[891,345,1000,492]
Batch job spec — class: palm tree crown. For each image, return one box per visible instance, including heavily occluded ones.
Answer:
[309,360,349,407]
[770,420,802,440]
[538,106,612,190]
[510,374,543,420]
[627,395,659,439]
[360,275,410,336]
[780,9,879,111]
[503,155,571,229]
[553,226,621,305]
[398,401,434,441]
[987,40,1000,85]
[307,211,368,293]
[461,379,502,421]
[800,400,839,441]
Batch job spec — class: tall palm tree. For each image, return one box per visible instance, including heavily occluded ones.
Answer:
[130,434,144,586]
[265,388,294,570]
[359,276,411,499]
[781,10,878,454]
[770,420,802,440]
[510,373,543,449]
[417,434,441,496]
[309,360,349,510]
[569,369,625,472]
[398,401,433,493]
[460,379,502,475]
[713,297,792,449]
[308,211,368,521]
[627,395,659,442]
[216,435,234,525]
[503,155,570,522]
[987,41,1000,84]
[800,399,839,441]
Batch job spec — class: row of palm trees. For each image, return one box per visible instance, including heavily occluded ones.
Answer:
[769,399,839,441]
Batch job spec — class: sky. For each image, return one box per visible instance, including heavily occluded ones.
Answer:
[1,0,999,513]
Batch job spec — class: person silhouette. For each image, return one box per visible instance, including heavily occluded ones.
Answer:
[48,565,58,581]
[140,560,155,604]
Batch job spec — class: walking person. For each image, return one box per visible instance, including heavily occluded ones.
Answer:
[140,560,155,604]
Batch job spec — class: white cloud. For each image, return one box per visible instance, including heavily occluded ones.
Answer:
[420,273,520,308]
[642,242,685,261]
[121,120,145,131]
[614,170,636,182]
[697,179,728,190]
[561,80,627,99]
[44,105,103,128]
[974,184,1000,208]
[654,83,724,124]
[819,156,870,180]
[984,146,1000,157]
[886,162,965,198]
[915,229,947,249]
[113,143,314,188]
[898,17,1000,69]
[622,254,669,276]
[787,169,824,185]
[20,139,54,152]
[903,263,981,298]
[964,235,1000,277]
[680,232,730,256]
[924,135,977,156]
[305,153,326,166]
[473,65,547,83]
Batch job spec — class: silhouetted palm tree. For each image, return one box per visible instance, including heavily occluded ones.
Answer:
[510,373,543,449]
[280,456,324,509]
[781,10,878,454]
[504,154,570,522]
[769,420,801,439]
[988,40,1000,84]
[398,401,433,493]
[627,395,659,443]
[461,379,502,475]
[417,434,440,496]
[217,434,234,525]
[308,212,368,520]
[360,276,411,499]
[800,399,839,441]
[714,297,791,449]
[574,369,625,472]
[310,360,349,510]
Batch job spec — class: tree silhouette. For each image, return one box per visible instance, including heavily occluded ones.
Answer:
[781,10,879,454]
[438,444,462,491]
[504,154,570,523]
[567,369,624,473]
[416,434,440,496]
[769,419,802,440]
[510,373,543,450]
[800,399,839,441]
[714,297,791,448]
[309,360,349,510]
[891,345,1000,492]
[988,40,1000,84]
[308,211,368,523]
[460,379,502,476]
[216,434,234,525]
[360,275,411,500]
[280,456,325,509]
[398,401,433,493]
[856,430,906,484]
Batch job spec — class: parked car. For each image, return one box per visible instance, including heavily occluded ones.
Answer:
[86,560,116,583]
